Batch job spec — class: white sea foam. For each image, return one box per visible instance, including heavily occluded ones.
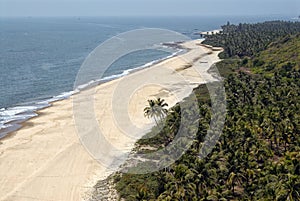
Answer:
[0,104,46,132]
[0,106,38,117]
[0,123,11,129]
[55,91,76,99]
[0,48,183,137]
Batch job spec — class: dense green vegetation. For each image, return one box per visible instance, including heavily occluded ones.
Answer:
[247,34,300,74]
[111,22,300,200]
[203,21,300,58]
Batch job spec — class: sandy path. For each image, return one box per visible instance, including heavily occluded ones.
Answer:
[0,40,221,201]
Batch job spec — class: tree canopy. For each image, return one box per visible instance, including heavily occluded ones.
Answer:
[92,21,300,201]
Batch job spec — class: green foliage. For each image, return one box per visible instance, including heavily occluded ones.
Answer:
[113,22,300,201]
[144,98,169,127]
[203,21,300,58]
[114,173,160,200]
[214,58,240,77]
[253,34,300,73]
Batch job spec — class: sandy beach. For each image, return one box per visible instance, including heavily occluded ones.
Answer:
[0,39,222,201]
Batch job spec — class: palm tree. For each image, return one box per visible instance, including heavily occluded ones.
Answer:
[144,98,168,127]
[144,99,158,125]
[135,186,149,201]
[154,98,169,120]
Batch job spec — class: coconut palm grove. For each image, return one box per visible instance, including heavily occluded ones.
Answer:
[91,21,300,200]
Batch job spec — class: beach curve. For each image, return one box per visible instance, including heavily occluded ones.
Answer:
[0,39,222,201]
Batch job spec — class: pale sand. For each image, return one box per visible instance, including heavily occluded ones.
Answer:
[0,39,222,201]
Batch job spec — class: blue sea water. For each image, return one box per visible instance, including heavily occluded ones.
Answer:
[0,15,292,137]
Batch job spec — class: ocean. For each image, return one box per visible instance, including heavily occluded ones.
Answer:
[0,15,292,138]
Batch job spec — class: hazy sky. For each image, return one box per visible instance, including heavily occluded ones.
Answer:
[0,0,299,17]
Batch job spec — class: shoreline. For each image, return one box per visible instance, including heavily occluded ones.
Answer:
[0,45,185,140]
[0,39,222,201]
